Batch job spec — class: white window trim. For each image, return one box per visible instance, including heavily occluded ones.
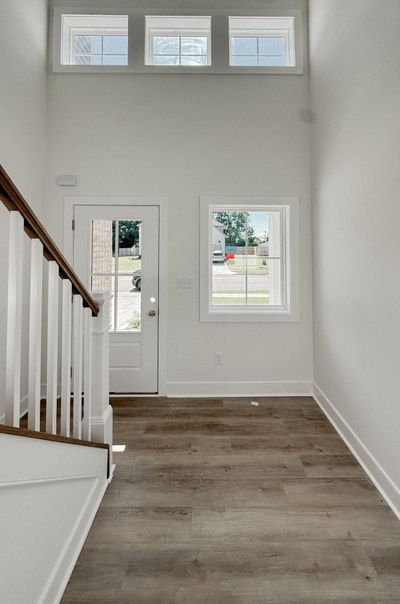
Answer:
[69,27,128,66]
[229,16,296,68]
[52,8,304,75]
[199,196,300,323]
[145,16,211,66]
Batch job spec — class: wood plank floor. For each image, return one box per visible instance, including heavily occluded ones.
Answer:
[61,396,400,604]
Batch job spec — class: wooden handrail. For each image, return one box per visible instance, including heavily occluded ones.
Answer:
[0,424,110,478]
[0,165,98,316]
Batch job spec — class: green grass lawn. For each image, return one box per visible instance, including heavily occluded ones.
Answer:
[114,256,141,273]
[226,257,268,274]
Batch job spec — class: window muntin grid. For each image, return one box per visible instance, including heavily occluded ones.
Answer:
[230,35,287,67]
[152,35,208,66]
[72,33,128,65]
[90,219,142,332]
[210,209,285,310]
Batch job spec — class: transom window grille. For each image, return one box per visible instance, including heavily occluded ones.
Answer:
[152,36,208,66]
[231,36,287,67]
[73,34,128,65]
[146,16,211,66]
[229,16,296,67]
[61,14,128,66]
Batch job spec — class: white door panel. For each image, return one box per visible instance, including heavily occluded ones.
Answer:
[73,205,159,393]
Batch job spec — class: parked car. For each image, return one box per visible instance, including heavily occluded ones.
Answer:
[212,250,225,263]
[132,269,141,291]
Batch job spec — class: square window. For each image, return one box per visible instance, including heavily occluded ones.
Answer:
[200,197,299,322]
[61,14,128,66]
[145,16,211,66]
[229,16,296,68]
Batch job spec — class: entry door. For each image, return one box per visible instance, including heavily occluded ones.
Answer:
[73,205,159,393]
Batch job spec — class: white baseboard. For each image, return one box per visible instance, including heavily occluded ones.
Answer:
[167,380,313,398]
[313,383,400,521]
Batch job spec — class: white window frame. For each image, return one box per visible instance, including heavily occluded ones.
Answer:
[229,16,296,68]
[69,27,128,67]
[53,8,304,75]
[145,16,212,67]
[200,196,300,323]
[54,10,131,73]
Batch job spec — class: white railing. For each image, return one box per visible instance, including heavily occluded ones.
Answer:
[0,166,112,449]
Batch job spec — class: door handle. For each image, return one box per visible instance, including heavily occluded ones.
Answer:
[148,310,157,317]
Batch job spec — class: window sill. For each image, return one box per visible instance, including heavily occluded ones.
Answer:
[52,64,303,75]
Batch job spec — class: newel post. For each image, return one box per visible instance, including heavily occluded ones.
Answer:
[90,292,113,450]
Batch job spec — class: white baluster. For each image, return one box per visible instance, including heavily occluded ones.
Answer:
[46,261,59,434]
[5,212,24,427]
[72,295,83,438]
[60,280,72,437]
[28,238,43,431]
[91,292,112,449]
[82,307,93,440]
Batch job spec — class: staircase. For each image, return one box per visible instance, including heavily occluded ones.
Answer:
[0,166,113,604]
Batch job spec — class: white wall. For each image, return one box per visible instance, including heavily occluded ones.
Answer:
[310,1,400,512]
[0,0,48,212]
[46,0,313,396]
[0,0,49,418]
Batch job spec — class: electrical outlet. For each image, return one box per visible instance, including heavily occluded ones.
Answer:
[177,276,194,289]
[214,352,223,365]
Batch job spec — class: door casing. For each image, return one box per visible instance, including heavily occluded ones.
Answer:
[63,195,168,396]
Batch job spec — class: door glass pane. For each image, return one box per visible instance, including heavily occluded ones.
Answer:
[116,220,141,273]
[91,275,115,330]
[90,218,142,332]
[91,219,114,274]
[117,276,141,331]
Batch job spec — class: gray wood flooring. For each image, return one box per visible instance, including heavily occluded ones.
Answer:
[61,396,400,604]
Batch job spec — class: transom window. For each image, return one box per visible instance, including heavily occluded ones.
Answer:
[229,16,296,67]
[200,197,299,322]
[61,14,128,66]
[54,10,302,73]
[145,16,211,66]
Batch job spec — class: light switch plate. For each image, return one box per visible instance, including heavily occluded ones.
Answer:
[177,276,194,289]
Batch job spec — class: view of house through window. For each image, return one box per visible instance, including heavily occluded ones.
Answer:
[211,209,283,307]
[90,219,142,331]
